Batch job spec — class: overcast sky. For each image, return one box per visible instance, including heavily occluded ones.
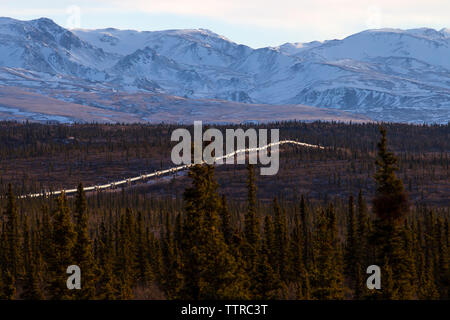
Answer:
[1,0,449,48]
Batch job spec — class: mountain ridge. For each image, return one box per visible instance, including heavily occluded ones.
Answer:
[0,17,448,123]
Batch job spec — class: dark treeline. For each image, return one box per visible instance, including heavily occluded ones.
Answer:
[0,121,448,159]
[0,121,449,207]
[0,127,448,300]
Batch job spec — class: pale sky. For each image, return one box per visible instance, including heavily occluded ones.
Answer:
[0,0,449,48]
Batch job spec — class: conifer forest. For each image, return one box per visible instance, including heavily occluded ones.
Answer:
[0,121,448,300]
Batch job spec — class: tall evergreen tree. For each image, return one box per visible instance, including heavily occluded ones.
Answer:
[0,185,22,300]
[20,215,43,300]
[135,211,152,287]
[373,127,409,223]
[345,195,358,294]
[436,217,449,299]
[160,212,181,299]
[219,195,233,246]
[263,214,276,271]
[417,243,439,299]
[310,205,344,300]
[115,208,136,299]
[73,183,97,299]
[299,195,310,269]
[254,242,281,299]
[39,204,52,293]
[273,198,289,282]
[354,190,372,299]
[289,208,309,299]
[47,193,76,300]
[371,127,414,299]
[179,165,248,299]
[241,164,261,296]
[356,190,370,265]
[4,184,21,283]
[97,220,117,300]
[244,164,260,261]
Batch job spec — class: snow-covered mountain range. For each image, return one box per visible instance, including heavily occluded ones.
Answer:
[0,17,449,123]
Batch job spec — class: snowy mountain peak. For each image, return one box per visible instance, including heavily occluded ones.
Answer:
[30,17,60,27]
[0,17,63,34]
[0,17,115,76]
[357,27,450,42]
[276,41,324,55]
[0,16,16,24]
[114,46,175,70]
[159,28,230,40]
[440,28,450,37]
[405,27,450,41]
[0,18,448,123]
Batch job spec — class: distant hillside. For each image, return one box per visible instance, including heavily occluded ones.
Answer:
[0,17,449,123]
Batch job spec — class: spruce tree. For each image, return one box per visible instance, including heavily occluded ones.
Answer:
[136,211,152,286]
[160,212,181,299]
[39,204,52,293]
[310,206,344,300]
[290,208,309,299]
[356,190,370,267]
[115,208,135,299]
[273,198,289,282]
[373,127,409,223]
[299,195,310,269]
[47,193,76,300]
[417,247,439,299]
[371,127,414,299]
[399,221,417,298]
[97,220,117,300]
[345,195,358,294]
[0,185,20,299]
[436,217,449,299]
[263,214,276,272]
[254,243,281,299]
[20,215,43,300]
[241,164,260,296]
[179,165,248,299]
[219,195,233,246]
[244,165,260,267]
[4,184,21,283]
[73,183,97,299]
[354,190,372,299]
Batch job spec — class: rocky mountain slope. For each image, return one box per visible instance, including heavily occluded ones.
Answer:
[0,17,448,123]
